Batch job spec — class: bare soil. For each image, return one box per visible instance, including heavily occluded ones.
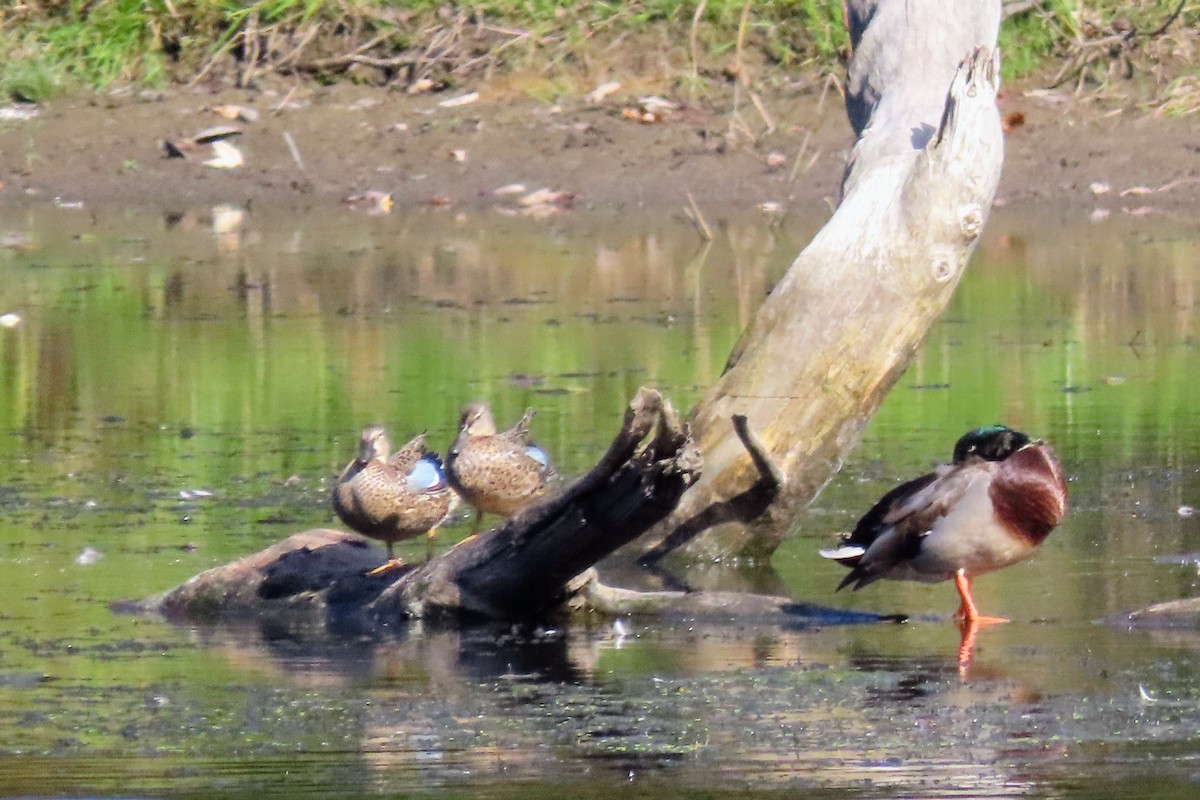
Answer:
[1,76,1197,217]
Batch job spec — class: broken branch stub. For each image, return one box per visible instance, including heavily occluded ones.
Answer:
[635,0,1006,563]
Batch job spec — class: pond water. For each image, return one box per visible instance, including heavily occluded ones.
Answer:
[0,200,1198,799]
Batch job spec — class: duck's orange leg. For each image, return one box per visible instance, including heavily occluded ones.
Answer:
[952,570,1008,625]
[366,541,407,577]
[424,527,438,560]
[366,559,406,576]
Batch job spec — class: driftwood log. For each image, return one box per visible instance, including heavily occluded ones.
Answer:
[639,0,1005,563]
[146,0,1006,627]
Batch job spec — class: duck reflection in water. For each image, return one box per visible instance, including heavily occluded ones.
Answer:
[821,425,1068,667]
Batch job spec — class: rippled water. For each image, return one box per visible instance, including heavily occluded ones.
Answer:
[0,201,1197,798]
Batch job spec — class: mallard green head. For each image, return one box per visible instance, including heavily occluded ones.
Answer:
[952,425,1032,463]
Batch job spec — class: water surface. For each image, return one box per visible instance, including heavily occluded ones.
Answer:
[0,201,1197,798]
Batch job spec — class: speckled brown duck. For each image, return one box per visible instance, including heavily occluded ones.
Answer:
[446,403,556,533]
[333,426,459,575]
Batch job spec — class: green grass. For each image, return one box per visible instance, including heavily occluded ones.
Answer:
[1,0,168,95]
[999,0,1200,82]
[0,1,1195,101]
[998,0,1080,80]
[0,1,841,98]
[0,50,59,103]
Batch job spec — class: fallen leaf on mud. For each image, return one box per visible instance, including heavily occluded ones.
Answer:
[519,188,577,208]
[493,183,527,196]
[163,139,198,159]
[1088,181,1111,196]
[343,191,394,214]
[1119,185,1152,197]
[407,78,437,95]
[1001,111,1025,133]
[203,140,244,169]
[193,126,244,145]
[623,95,676,123]
[211,104,259,123]
[510,188,579,219]
[164,126,243,159]
[0,313,21,329]
[439,92,479,108]
[586,81,621,104]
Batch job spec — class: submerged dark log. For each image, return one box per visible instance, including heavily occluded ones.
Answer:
[1115,597,1200,630]
[147,388,702,626]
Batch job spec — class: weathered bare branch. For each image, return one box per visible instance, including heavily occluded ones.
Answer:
[636,0,1005,562]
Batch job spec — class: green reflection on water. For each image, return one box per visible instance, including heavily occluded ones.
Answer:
[0,202,1198,798]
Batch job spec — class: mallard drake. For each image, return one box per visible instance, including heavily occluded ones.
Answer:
[446,403,555,533]
[820,425,1068,624]
[333,426,459,575]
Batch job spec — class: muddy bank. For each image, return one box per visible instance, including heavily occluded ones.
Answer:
[1,79,1197,216]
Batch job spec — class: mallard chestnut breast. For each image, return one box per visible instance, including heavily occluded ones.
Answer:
[820,425,1068,623]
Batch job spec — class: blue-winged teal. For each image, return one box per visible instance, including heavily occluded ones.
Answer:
[820,425,1068,624]
[446,403,555,533]
[333,426,459,574]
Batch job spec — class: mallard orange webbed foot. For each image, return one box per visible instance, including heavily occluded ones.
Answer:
[365,540,412,577]
[952,570,1009,626]
[368,527,441,575]
[366,557,408,577]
